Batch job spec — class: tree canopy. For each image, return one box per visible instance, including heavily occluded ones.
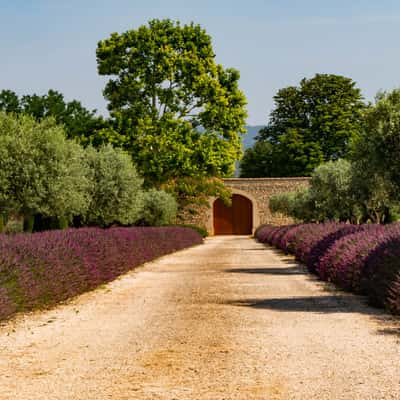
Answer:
[0,112,91,230]
[84,145,144,227]
[240,74,365,177]
[351,89,400,193]
[0,89,107,143]
[96,19,247,184]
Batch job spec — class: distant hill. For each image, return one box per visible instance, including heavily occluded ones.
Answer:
[242,125,264,149]
[233,125,265,176]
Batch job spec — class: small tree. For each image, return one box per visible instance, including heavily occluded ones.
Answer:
[140,189,178,226]
[269,188,317,222]
[0,113,90,231]
[84,145,144,227]
[309,159,355,222]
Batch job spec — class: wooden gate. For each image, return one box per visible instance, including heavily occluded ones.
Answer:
[213,194,253,235]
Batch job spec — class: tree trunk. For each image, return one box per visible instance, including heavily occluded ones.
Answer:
[23,214,35,233]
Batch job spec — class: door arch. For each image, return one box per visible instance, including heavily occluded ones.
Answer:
[213,194,253,235]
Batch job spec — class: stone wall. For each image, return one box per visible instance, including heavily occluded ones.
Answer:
[179,177,310,235]
[223,177,310,226]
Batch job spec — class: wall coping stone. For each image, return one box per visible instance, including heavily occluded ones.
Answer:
[223,177,310,182]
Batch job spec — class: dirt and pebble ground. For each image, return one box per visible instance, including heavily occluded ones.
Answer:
[0,236,399,399]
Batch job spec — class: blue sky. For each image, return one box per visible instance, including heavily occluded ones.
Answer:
[1,0,400,124]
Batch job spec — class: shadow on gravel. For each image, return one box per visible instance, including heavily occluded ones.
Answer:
[227,295,380,314]
[376,327,400,336]
[224,267,304,275]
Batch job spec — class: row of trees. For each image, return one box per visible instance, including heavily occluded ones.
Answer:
[0,112,177,232]
[0,89,107,143]
[1,20,245,217]
[269,89,400,224]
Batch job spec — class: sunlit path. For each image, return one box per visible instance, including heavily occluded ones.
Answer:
[0,236,398,400]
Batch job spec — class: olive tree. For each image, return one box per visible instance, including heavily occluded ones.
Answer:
[139,189,178,226]
[0,113,90,231]
[84,145,144,227]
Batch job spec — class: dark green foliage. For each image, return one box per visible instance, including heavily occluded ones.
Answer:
[33,214,69,232]
[240,141,275,177]
[23,215,35,233]
[175,224,208,238]
[0,214,4,233]
[0,89,108,144]
[241,74,365,177]
[0,90,21,113]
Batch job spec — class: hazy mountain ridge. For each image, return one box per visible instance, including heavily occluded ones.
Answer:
[242,125,264,149]
[234,125,265,176]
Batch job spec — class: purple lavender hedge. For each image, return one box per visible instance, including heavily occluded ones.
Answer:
[255,223,400,315]
[0,227,202,320]
[362,231,400,314]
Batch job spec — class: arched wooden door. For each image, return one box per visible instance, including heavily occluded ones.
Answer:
[213,194,253,235]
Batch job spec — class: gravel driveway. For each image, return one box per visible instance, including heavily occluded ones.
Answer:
[0,236,399,399]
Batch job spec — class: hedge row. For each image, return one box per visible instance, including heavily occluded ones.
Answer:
[255,223,400,315]
[0,226,203,320]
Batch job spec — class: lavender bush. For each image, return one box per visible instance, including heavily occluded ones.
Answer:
[0,226,202,320]
[255,222,400,315]
[254,224,276,244]
[363,230,400,313]
[270,225,298,249]
[306,224,368,273]
[316,225,387,291]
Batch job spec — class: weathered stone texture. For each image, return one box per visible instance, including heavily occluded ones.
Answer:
[178,204,210,228]
[223,177,310,226]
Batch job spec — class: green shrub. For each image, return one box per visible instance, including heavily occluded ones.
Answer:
[176,224,208,237]
[84,145,144,227]
[139,189,177,226]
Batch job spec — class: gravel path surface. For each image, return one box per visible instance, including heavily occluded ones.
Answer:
[0,236,399,399]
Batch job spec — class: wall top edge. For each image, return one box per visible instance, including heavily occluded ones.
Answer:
[223,177,310,182]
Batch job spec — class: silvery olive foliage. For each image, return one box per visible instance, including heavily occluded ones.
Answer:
[140,189,178,226]
[0,113,90,224]
[84,145,144,227]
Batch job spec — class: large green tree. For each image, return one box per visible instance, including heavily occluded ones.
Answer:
[240,74,365,177]
[96,19,247,184]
